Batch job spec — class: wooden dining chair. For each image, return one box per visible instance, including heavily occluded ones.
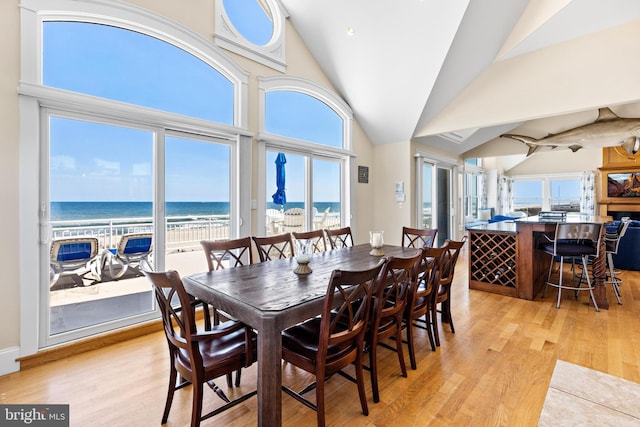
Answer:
[403,244,447,369]
[325,226,354,249]
[143,269,257,427]
[292,229,327,253]
[281,260,386,427]
[367,250,422,403]
[430,237,467,346]
[402,226,438,249]
[200,237,254,386]
[252,233,294,262]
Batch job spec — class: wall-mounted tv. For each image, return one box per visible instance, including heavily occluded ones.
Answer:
[607,172,640,197]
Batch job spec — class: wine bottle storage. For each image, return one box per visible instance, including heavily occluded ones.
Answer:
[469,230,517,293]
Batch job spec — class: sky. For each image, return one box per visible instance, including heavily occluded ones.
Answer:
[44,4,341,204]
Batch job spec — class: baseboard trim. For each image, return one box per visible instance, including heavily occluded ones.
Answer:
[17,319,163,371]
[13,307,211,372]
[0,346,21,376]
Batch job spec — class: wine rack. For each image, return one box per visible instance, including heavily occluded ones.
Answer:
[469,230,517,296]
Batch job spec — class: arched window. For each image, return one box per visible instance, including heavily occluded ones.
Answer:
[258,76,354,236]
[215,0,286,71]
[19,0,251,350]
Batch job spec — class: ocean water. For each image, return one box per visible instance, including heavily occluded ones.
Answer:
[51,201,341,221]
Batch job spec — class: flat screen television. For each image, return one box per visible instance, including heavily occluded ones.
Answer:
[607,172,640,197]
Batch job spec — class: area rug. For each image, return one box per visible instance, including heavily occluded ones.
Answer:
[538,359,640,426]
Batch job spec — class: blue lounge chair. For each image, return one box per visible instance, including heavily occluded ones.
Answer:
[99,233,153,280]
[50,237,100,288]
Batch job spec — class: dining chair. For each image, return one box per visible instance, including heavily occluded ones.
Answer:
[430,237,467,346]
[143,269,257,427]
[292,229,327,253]
[402,226,438,249]
[541,223,602,311]
[367,250,422,403]
[281,260,386,427]
[200,237,254,385]
[252,233,294,262]
[403,245,447,368]
[325,226,354,249]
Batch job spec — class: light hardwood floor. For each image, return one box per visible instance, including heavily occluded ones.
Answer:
[2,245,640,426]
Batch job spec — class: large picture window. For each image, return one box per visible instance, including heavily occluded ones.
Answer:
[20,1,249,349]
[259,77,353,236]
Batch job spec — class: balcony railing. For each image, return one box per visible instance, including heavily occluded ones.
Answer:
[51,215,230,253]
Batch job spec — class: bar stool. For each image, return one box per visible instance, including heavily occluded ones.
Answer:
[541,222,602,311]
[605,217,630,304]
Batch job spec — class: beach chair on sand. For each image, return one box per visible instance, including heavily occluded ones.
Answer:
[50,237,100,288]
[99,233,153,280]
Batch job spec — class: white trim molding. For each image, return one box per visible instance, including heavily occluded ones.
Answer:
[215,0,287,72]
[0,347,20,376]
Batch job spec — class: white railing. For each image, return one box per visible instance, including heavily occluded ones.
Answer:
[51,215,230,253]
[52,213,343,252]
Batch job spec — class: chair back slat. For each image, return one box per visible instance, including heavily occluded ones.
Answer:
[325,226,354,249]
[252,233,293,262]
[293,230,327,253]
[319,262,385,364]
[201,237,254,271]
[402,227,437,248]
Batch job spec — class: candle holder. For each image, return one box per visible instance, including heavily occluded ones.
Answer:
[369,230,384,256]
[294,239,312,274]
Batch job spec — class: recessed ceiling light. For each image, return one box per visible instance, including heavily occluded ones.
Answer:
[346,27,355,36]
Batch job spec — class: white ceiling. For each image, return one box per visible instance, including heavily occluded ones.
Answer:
[279,0,640,160]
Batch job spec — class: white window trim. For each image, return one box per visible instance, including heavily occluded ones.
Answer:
[19,0,253,356]
[256,76,355,236]
[215,0,287,72]
[258,75,353,150]
[511,172,582,212]
[414,151,461,238]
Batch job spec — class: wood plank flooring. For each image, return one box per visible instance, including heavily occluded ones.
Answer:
[2,245,640,426]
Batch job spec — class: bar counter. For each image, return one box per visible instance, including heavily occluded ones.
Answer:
[467,215,610,308]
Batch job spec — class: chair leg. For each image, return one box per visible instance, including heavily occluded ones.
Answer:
[369,341,380,403]
[582,257,599,312]
[607,252,622,305]
[431,303,441,347]
[355,351,369,417]
[235,368,242,387]
[395,324,408,378]
[423,312,436,351]
[315,373,326,427]
[162,362,178,424]
[191,381,204,427]
[406,317,418,370]
[555,257,564,309]
[542,257,555,299]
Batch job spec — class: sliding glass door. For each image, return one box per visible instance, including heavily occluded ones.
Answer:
[47,115,155,342]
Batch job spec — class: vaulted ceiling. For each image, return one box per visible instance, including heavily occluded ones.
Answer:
[279,0,640,163]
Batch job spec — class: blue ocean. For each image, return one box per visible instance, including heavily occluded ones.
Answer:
[51,201,341,221]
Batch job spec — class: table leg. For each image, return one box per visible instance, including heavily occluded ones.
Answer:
[257,317,282,427]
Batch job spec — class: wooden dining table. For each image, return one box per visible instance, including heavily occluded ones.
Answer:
[183,243,420,427]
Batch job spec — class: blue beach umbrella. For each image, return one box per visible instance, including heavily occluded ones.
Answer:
[272,152,287,207]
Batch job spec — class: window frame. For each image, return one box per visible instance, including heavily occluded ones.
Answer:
[19,0,253,352]
[215,0,287,72]
[511,173,582,214]
[257,76,355,235]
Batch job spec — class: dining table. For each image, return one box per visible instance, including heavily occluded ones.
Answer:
[183,243,420,427]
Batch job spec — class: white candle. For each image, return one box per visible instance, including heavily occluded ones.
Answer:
[371,232,382,248]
